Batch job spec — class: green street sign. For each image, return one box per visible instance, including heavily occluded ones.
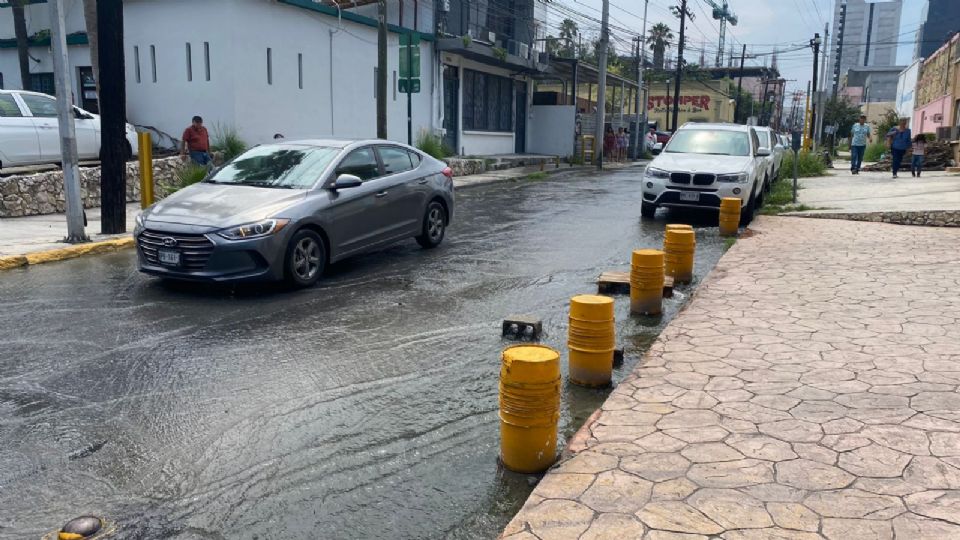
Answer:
[399,43,421,79]
[399,78,421,94]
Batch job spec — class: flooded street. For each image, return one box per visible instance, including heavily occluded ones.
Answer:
[0,169,728,539]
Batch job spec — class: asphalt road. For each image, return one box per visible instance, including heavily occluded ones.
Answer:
[0,168,728,540]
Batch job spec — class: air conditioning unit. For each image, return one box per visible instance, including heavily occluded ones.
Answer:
[537,51,550,65]
[519,43,530,59]
[486,30,497,43]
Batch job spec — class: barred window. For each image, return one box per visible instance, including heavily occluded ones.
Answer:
[462,69,513,132]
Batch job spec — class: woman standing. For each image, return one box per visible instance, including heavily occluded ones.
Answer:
[886,119,912,179]
[911,134,926,177]
[603,126,617,162]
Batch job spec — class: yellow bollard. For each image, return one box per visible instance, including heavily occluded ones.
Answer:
[719,198,740,237]
[630,249,664,315]
[663,229,696,284]
[499,344,561,474]
[568,295,615,387]
[666,223,693,232]
[137,132,154,209]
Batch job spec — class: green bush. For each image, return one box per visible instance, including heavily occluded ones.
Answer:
[863,142,886,162]
[176,163,209,189]
[415,130,451,159]
[211,124,248,162]
[781,150,826,178]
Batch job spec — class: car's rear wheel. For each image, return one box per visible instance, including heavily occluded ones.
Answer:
[641,201,657,219]
[416,201,447,249]
[284,229,326,288]
[739,193,756,227]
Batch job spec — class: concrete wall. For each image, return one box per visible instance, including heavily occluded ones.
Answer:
[528,105,574,157]
[915,95,952,134]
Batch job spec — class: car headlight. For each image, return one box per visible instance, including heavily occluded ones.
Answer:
[134,212,146,234]
[717,172,749,183]
[645,167,670,179]
[218,218,290,240]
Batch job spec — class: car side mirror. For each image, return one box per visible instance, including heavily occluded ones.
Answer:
[756,148,771,157]
[331,174,362,190]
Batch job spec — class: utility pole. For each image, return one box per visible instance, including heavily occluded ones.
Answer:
[671,0,692,133]
[815,23,829,151]
[97,0,126,234]
[734,44,746,123]
[631,0,649,159]
[594,0,610,169]
[808,33,821,151]
[376,0,388,139]
[49,0,88,243]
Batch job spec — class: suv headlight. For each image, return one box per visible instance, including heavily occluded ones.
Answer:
[645,167,670,179]
[717,172,749,183]
[218,219,290,240]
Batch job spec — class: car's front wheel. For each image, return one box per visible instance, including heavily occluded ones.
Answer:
[416,201,447,249]
[284,229,326,288]
[641,201,657,219]
[739,193,756,227]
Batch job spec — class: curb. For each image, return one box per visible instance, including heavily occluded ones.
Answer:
[0,236,134,271]
[454,161,646,191]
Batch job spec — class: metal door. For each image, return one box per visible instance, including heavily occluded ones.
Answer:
[515,81,527,153]
[442,66,458,155]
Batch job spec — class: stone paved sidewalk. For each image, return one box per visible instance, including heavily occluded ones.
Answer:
[502,216,960,540]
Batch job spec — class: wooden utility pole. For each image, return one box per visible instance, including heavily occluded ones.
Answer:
[12,0,30,90]
[97,0,126,233]
[808,32,821,149]
[594,0,610,169]
[671,0,691,133]
[376,0,388,139]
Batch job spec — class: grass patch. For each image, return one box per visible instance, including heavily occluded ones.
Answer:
[211,124,248,162]
[759,177,816,215]
[526,171,548,180]
[723,237,737,251]
[781,150,826,177]
[863,141,886,162]
[176,163,209,190]
[415,130,452,159]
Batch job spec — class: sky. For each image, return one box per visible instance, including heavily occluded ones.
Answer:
[552,0,926,95]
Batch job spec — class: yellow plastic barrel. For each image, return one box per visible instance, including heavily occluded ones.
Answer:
[665,223,693,232]
[630,249,664,315]
[499,344,561,473]
[568,295,615,387]
[719,198,741,236]
[664,229,696,284]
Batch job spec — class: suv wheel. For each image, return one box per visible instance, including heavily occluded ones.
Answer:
[739,193,756,227]
[284,229,326,288]
[641,202,657,219]
[416,201,447,249]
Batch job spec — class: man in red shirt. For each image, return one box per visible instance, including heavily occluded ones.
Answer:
[181,115,211,166]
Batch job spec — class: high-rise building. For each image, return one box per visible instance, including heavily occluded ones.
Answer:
[914,0,960,60]
[829,0,903,94]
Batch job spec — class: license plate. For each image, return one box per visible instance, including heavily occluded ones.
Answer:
[157,249,181,266]
[679,192,700,202]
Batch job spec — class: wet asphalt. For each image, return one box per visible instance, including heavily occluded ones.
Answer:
[0,167,728,540]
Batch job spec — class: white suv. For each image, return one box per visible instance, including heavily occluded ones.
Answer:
[0,89,139,169]
[754,126,783,186]
[640,123,769,225]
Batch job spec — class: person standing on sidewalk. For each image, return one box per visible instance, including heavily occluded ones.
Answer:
[181,115,212,166]
[849,115,871,175]
[886,119,912,179]
[911,133,926,177]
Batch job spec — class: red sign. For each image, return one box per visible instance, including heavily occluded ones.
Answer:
[648,95,711,110]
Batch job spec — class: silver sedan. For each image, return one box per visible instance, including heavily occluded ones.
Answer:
[135,139,455,287]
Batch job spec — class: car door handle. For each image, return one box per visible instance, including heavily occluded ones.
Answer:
[417,179,429,185]
[375,191,389,198]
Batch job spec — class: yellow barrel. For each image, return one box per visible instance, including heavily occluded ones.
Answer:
[568,296,615,387]
[719,198,740,236]
[499,344,561,473]
[630,249,664,315]
[666,224,693,232]
[663,229,696,284]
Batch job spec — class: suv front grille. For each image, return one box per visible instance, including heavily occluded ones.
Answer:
[693,173,715,185]
[670,172,691,184]
[138,229,215,270]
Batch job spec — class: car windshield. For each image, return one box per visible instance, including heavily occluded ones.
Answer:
[664,130,751,157]
[205,144,339,189]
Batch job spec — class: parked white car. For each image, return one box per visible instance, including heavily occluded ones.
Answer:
[0,89,138,169]
[640,122,770,225]
[754,126,782,186]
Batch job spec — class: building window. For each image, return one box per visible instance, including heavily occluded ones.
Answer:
[462,69,513,132]
[204,42,211,81]
[134,46,141,83]
[29,73,55,95]
[150,45,157,83]
[267,48,273,85]
[185,43,193,81]
[298,53,303,89]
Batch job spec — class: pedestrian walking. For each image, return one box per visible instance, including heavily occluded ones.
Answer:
[181,115,212,166]
[849,114,871,175]
[616,127,627,162]
[646,127,657,154]
[911,133,926,177]
[886,118,911,179]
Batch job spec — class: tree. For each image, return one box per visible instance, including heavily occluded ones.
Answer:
[11,0,31,90]
[648,23,674,70]
[876,108,899,137]
[83,0,99,95]
[822,97,861,139]
[557,18,578,57]
[729,82,758,125]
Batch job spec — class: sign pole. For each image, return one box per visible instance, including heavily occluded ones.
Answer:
[407,39,413,145]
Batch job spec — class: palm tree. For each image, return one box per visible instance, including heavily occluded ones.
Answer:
[11,0,31,90]
[647,23,674,70]
[558,18,578,57]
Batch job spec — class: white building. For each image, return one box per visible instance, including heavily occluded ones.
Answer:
[896,59,922,127]
[1,0,438,147]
